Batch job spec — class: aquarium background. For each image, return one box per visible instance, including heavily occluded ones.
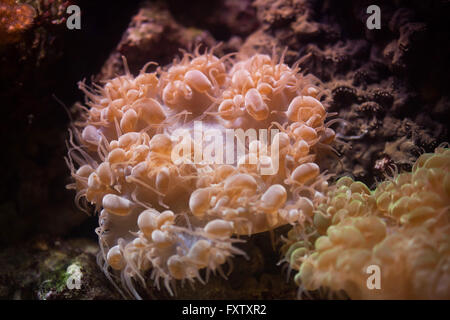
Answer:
[0,0,448,299]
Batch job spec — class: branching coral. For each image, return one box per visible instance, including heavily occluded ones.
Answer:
[66,47,336,298]
[285,146,450,299]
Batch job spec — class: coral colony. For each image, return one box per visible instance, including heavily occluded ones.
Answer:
[284,147,450,299]
[66,47,449,299]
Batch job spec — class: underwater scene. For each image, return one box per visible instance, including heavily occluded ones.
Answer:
[0,0,449,303]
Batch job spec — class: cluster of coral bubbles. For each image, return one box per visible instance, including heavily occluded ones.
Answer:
[284,147,450,299]
[66,47,449,299]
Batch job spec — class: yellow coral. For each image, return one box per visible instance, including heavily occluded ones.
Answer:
[286,146,450,299]
[66,47,335,298]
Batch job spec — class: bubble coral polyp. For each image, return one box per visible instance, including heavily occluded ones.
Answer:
[66,47,335,298]
[286,146,450,299]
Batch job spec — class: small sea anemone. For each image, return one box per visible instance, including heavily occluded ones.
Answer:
[66,46,336,299]
[285,146,450,299]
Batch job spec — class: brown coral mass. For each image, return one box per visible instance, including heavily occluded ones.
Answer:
[0,0,35,44]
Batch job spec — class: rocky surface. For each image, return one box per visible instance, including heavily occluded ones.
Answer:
[0,0,448,299]
[0,236,122,299]
[0,231,296,299]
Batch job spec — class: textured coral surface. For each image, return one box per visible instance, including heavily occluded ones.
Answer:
[0,0,36,44]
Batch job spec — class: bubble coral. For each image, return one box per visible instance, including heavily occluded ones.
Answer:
[285,146,450,299]
[66,47,335,298]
